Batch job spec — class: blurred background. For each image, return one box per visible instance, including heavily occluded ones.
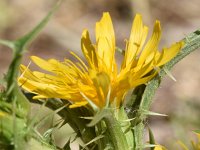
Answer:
[0,0,200,149]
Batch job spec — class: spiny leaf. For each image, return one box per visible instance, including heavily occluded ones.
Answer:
[0,39,15,49]
[87,109,109,127]
[163,67,176,81]
[142,110,168,117]
[120,117,136,122]
[80,92,98,111]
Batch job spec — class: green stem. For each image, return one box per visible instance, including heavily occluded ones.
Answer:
[104,112,129,150]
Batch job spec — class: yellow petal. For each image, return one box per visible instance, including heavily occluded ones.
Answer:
[131,61,154,79]
[31,56,56,72]
[33,71,64,85]
[81,29,98,69]
[89,70,110,107]
[20,65,39,82]
[138,20,161,66]
[130,71,157,87]
[96,12,115,47]
[19,64,65,85]
[123,14,148,68]
[19,77,64,99]
[69,101,88,108]
[95,12,116,74]
[156,41,184,66]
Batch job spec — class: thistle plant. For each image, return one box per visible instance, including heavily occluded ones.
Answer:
[0,3,200,150]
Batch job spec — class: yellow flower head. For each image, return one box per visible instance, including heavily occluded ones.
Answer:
[18,12,184,109]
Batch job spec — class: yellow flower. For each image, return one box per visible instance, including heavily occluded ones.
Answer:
[18,12,183,109]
